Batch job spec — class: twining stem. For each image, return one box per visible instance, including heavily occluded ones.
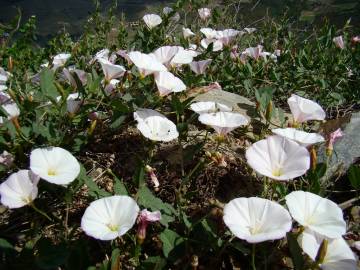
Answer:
[251,244,257,270]
[30,202,52,221]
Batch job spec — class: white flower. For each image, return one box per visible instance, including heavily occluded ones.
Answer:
[154,71,186,96]
[134,109,179,142]
[246,135,310,181]
[163,7,173,15]
[200,28,218,39]
[198,8,211,20]
[52,53,71,68]
[128,51,167,77]
[150,46,183,67]
[288,94,326,123]
[170,48,199,67]
[333,36,345,49]
[244,45,263,60]
[198,111,248,135]
[0,85,7,91]
[189,59,212,75]
[90,48,110,64]
[215,29,240,46]
[190,101,232,114]
[223,197,292,243]
[143,14,162,29]
[272,128,325,147]
[0,170,39,209]
[182,27,195,39]
[285,191,346,238]
[66,93,82,114]
[30,147,80,185]
[1,102,20,120]
[298,229,357,270]
[81,195,139,240]
[244,27,256,34]
[98,58,126,81]
[200,38,223,52]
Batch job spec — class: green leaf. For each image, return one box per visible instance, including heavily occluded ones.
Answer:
[113,176,128,195]
[141,256,167,270]
[0,238,14,253]
[137,186,176,227]
[40,68,58,100]
[348,165,360,190]
[79,165,111,198]
[110,248,121,270]
[35,238,69,270]
[159,229,185,258]
[287,233,305,270]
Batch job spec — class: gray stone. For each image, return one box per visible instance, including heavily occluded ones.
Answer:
[319,112,360,184]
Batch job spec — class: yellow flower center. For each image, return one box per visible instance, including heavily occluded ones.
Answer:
[47,168,57,176]
[272,168,283,177]
[107,224,119,232]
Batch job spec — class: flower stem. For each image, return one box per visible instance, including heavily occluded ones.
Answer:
[251,244,257,270]
[30,202,52,221]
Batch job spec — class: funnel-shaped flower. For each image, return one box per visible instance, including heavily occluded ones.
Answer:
[143,14,162,29]
[81,195,139,240]
[223,197,292,243]
[98,58,126,82]
[90,48,110,64]
[134,109,179,142]
[190,101,232,114]
[30,147,80,185]
[327,128,343,153]
[288,94,326,123]
[128,51,167,77]
[189,59,212,75]
[298,229,356,270]
[154,71,186,96]
[137,209,161,243]
[200,28,218,39]
[198,111,248,135]
[245,45,263,60]
[333,36,345,49]
[1,102,20,120]
[52,53,71,68]
[198,8,211,20]
[272,128,325,147]
[170,48,198,67]
[0,170,39,208]
[183,27,195,39]
[246,135,310,180]
[150,46,182,67]
[215,29,240,46]
[201,38,223,52]
[285,191,346,238]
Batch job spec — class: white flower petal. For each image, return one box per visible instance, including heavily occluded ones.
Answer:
[0,170,39,208]
[246,135,310,180]
[128,51,167,77]
[143,14,162,29]
[285,191,346,238]
[98,58,126,81]
[190,101,232,114]
[223,197,292,243]
[272,128,325,147]
[30,147,80,185]
[154,71,186,96]
[189,59,212,75]
[288,94,326,123]
[81,195,139,240]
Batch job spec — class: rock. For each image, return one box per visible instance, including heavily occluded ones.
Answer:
[193,89,257,121]
[318,112,360,184]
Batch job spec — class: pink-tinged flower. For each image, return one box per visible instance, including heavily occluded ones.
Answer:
[215,29,240,46]
[200,38,223,52]
[0,151,14,167]
[154,71,186,96]
[128,51,167,77]
[244,45,263,60]
[326,128,343,156]
[98,58,126,82]
[116,50,132,64]
[137,209,161,243]
[145,165,160,189]
[287,94,326,124]
[333,36,345,49]
[90,49,110,64]
[230,45,239,60]
[198,8,211,20]
[52,53,71,69]
[189,59,212,75]
[351,36,360,44]
[62,68,87,89]
[150,46,183,67]
[246,135,310,181]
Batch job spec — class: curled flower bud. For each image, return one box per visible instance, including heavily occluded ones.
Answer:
[137,209,161,244]
[145,165,160,190]
[326,128,343,156]
[0,150,14,168]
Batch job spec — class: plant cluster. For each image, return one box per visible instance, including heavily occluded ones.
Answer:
[0,0,359,269]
